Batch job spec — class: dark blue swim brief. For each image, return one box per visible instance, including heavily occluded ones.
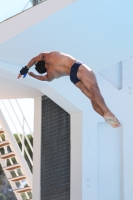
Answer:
[70,61,82,84]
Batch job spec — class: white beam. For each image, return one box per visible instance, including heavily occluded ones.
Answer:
[33,97,42,200]
[0,68,43,99]
[0,0,76,45]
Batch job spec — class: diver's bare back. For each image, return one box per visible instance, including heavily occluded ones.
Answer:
[44,51,77,79]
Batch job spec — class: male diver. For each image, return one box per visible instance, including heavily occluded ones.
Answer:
[18,51,121,128]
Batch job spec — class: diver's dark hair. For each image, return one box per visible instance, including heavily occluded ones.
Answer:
[35,60,47,74]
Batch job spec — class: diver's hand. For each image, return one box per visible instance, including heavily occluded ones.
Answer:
[17,73,27,78]
[17,66,29,79]
[17,73,22,79]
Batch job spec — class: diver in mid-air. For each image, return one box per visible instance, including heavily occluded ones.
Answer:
[18,51,121,128]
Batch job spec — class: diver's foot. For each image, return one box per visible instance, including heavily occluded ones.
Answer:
[104,113,121,128]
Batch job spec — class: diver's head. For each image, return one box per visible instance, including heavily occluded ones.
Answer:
[35,60,47,74]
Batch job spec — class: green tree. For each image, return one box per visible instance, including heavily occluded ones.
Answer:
[0,193,6,200]
[14,134,33,172]
[0,166,16,200]
[0,133,33,200]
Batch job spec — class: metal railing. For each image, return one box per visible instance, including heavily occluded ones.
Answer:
[0,99,34,172]
[0,112,33,200]
[32,0,46,6]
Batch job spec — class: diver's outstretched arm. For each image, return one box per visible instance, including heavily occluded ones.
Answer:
[26,54,42,69]
[17,53,46,79]
[28,72,49,81]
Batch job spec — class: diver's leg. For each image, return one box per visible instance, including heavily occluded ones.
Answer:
[75,81,104,116]
[76,67,121,127]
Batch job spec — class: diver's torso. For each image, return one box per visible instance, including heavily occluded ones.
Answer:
[44,51,77,79]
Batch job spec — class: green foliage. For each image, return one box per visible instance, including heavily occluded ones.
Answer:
[0,168,17,200]
[0,193,6,200]
[0,164,3,174]
[14,134,33,172]
[0,133,33,199]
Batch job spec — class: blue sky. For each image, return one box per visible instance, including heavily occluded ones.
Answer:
[0,0,32,22]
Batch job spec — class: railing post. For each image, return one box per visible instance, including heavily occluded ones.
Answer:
[22,116,24,157]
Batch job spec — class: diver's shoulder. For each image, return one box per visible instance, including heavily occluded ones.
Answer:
[48,51,60,54]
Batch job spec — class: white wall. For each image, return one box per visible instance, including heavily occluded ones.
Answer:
[36,56,133,200]
[0,56,132,200]
[0,68,43,98]
[33,94,82,200]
